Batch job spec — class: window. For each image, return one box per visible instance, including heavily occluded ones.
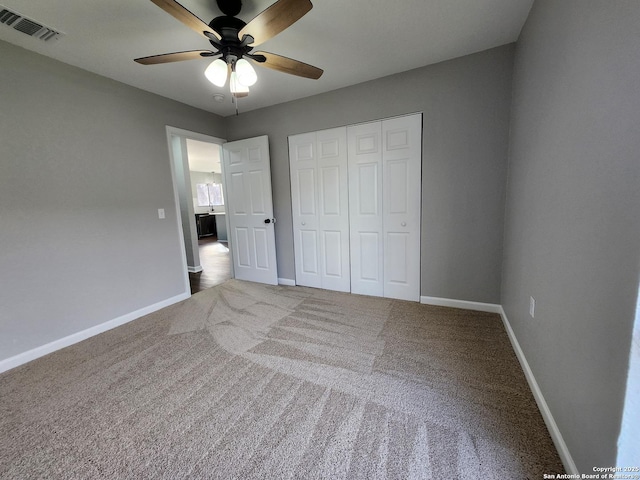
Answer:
[197,183,224,207]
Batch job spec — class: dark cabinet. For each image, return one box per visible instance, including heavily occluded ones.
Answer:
[196,214,217,238]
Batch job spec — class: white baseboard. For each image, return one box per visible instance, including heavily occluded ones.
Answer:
[0,291,191,375]
[278,278,296,286]
[420,295,502,313]
[498,306,578,475]
[187,265,203,273]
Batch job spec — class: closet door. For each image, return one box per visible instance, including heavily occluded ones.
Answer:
[382,114,422,301]
[289,128,350,291]
[316,128,350,292]
[348,114,422,301]
[347,122,384,297]
[289,132,321,288]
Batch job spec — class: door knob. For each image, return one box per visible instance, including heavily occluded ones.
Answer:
[264,218,271,224]
[301,221,306,226]
[401,222,407,227]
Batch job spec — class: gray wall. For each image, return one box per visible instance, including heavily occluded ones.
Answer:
[226,44,514,303]
[502,0,640,471]
[0,41,225,362]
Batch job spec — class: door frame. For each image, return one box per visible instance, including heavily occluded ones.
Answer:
[164,126,228,294]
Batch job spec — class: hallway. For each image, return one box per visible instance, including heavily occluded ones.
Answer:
[189,236,231,294]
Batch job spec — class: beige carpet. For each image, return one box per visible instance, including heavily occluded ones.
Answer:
[0,280,563,479]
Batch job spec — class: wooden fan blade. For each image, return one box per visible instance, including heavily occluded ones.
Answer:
[239,0,312,46]
[254,51,323,79]
[150,0,221,40]
[134,50,215,65]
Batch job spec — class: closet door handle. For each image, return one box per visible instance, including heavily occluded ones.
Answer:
[301,221,306,226]
[401,222,407,227]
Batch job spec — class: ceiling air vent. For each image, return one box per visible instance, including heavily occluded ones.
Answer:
[0,5,63,41]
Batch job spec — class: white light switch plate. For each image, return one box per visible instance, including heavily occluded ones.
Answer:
[529,296,535,318]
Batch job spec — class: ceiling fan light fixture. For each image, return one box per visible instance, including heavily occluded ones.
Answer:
[235,58,257,86]
[137,0,325,106]
[205,58,228,87]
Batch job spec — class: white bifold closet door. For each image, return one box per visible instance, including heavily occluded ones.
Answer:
[348,114,422,301]
[289,127,350,292]
[289,113,421,300]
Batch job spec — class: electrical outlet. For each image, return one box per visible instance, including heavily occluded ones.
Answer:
[158,208,165,219]
[529,296,535,318]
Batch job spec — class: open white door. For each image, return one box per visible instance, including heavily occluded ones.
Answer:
[222,135,278,285]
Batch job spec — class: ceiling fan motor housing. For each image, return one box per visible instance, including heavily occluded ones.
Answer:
[209,14,246,40]
[216,0,242,17]
[209,15,261,66]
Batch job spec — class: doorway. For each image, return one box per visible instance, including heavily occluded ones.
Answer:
[185,137,231,293]
[165,126,231,294]
[167,129,279,293]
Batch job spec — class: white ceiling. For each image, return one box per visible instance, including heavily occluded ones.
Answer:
[0,0,533,117]
[186,138,221,172]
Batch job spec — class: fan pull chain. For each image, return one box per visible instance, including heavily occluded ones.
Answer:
[231,93,240,115]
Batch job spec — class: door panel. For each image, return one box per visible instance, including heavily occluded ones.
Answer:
[254,228,270,270]
[316,128,350,292]
[386,128,410,150]
[355,132,379,154]
[320,166,340,215]
[319,137,339,157]
[357,163,379,215]
[249,171,266,213]
[230,172,247,214]
[297,169,316,215]
[222,135,278,285]
[289,132,321,288]
[323,231,342,277]
[289,128,349,292]
[300,230,319,275]
[359,232,381,282]
[387,159,408,214]
[382,114,422,301]
[386,232,409,283]
[348,122,384,297]
[235,227,251,267]
[248,146,262,162]
[228,148,243,166]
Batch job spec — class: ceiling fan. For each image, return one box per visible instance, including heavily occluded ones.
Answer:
[134,0,323,99]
